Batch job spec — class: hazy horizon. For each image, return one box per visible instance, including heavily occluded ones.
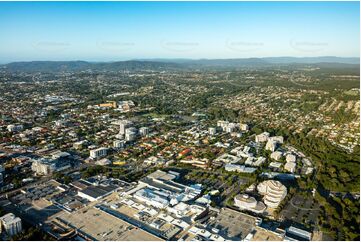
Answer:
[0,56,360,65]
[0,1,359,62]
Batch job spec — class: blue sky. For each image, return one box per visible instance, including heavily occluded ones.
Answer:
[0,1,359,62]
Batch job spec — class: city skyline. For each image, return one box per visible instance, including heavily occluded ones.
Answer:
[0,1,359,62]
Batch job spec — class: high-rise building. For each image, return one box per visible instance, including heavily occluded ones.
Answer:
[125,127,137,142]
[0,213,22,236]
[119,120,133,135]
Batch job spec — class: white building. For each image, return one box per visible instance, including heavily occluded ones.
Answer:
[270,151,283,161]
[90,147,108,159]
[284,162,296,173]
[245,156,266,167]
[217,120,229,128]
[124,127,137,142]
[208,127,217,135]
[255,132,270,143]
[139,127,149,137]
[54,120,67,127]
[269,162,283,169]
[144,156,166,166]
[118,120,133,135]
[265,140,278,152]
[134,188,169,209]
[95,158,111,166]
[0,213,22,236]
[225,126,234,133]
[234,194,266,214]
[225,164,257,173]
[31,158,70,176]
[254,157,266,166]
[239,123,249,131]
[257,180,287,208]
[216,153,242,164]
[269,136,284,144]
[286,154,297,163]
[7,124,23,132]
[286,226,312,241]
[113,140,125,149]
[217,120,238,133]
[73,140,88,149]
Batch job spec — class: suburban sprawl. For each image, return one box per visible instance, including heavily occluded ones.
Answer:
[0,59,359,241]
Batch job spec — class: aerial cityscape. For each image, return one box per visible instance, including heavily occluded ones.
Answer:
[0,1,359,242]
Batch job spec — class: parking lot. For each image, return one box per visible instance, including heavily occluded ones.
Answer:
[279,194,320,229]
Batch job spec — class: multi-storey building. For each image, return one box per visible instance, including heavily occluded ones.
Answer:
[0,213,22,236]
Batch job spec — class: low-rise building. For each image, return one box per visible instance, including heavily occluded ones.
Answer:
[265,140,278,152]
[208,127,217,135]
[255,132,270,143]
[285,226,312,241]
[73,140,88,149]
[234,194,266,214]
[286,154,297,163]
[240,123,249,131]
[269,136,284,144]
[139,127,150,137]
[284,162,296,173]
[89,147,108,159]
[31,158,71,176]
[225,164,257,173]
[7,124,23,132]
[270,151,283,161]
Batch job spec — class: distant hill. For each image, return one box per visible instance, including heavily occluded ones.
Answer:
[1,57,359,73]
[140,56,360,65]
[0,60,181,73]
[262,56,359,64]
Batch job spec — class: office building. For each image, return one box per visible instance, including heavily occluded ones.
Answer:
[31,158,71,176]
[89,147,108,159]
[0,213,22,236]
[113,140,125,149]
[234,194,266,214]
[125,128,137,142]
[118,120,133,135]
[257,180,287,208]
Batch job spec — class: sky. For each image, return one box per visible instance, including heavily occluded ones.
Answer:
[0,1,359,62]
